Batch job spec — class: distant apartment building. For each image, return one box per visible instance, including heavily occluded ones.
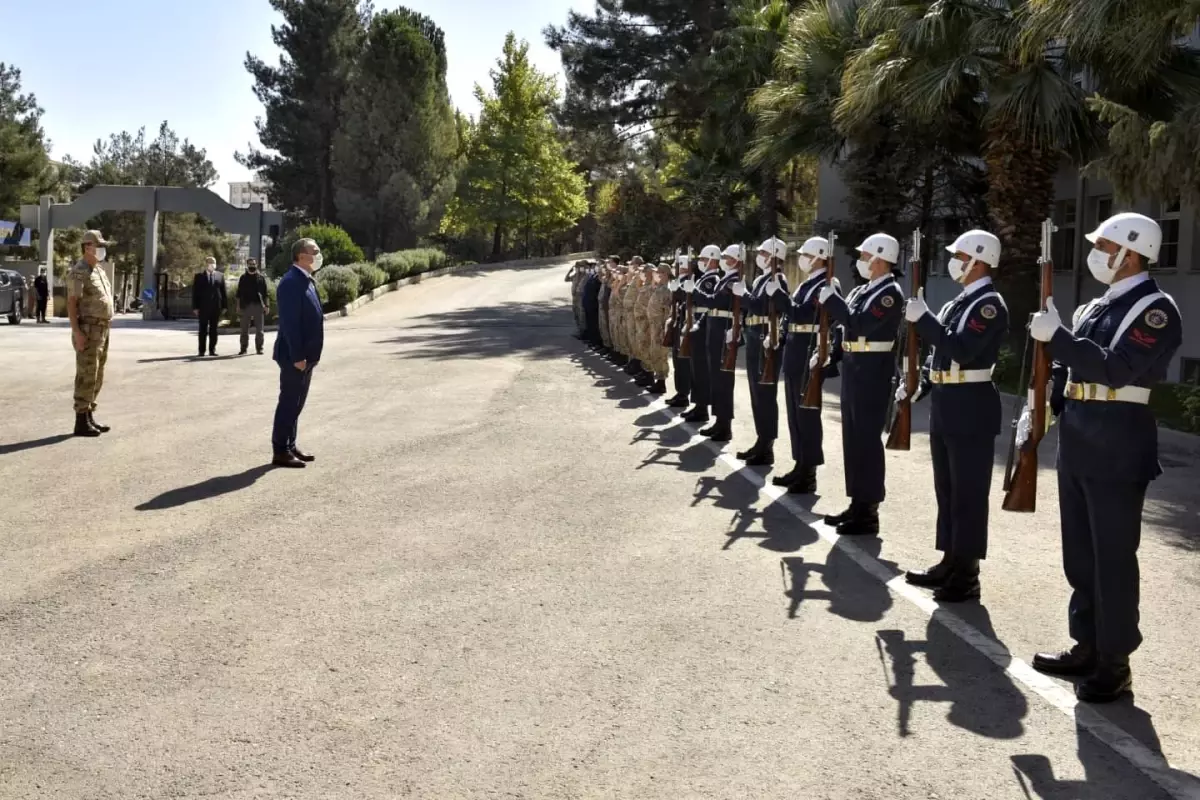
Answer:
[228,182,274,211]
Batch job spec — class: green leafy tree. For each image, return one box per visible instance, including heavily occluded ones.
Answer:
[0,62,52,220]
[239,0,373,221]
[333,8,459,256]
[268,222,364,277]
[449,34,587,258]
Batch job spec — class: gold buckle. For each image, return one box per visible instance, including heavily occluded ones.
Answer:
[1106,387,1117,401]
[1089,384,1097,400]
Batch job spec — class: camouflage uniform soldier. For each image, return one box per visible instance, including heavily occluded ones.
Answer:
[633,265,657,387]
[67,230,116,437]
[645,263,673,394]
[610,268,627,361]
[622,268,643,377]
[598,266,614,353]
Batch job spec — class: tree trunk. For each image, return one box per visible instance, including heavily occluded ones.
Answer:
[985,127,1060,349]
[492,224,504,259]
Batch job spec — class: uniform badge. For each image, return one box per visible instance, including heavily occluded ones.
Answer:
[979,304,997,320]
[881,295,895,308]
[1145,308,1168,329]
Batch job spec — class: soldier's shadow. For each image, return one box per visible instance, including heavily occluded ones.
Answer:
[875,606,1027,741]
[637,437,719,474]
[690,474,818,553]
[631,423,692,449]
[780,538,896,623]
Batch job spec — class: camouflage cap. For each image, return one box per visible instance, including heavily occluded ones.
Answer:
[82,230,112,246]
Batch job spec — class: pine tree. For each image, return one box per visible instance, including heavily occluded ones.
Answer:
[0,62,52,220]
[239,0,373,222]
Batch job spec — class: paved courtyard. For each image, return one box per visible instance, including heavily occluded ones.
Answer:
[2,260,1199,799]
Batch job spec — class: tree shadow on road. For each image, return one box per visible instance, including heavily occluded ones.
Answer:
[374,300,576,363]
[780,538,896,624]
[135,464,275,511]
[0,433,72,456]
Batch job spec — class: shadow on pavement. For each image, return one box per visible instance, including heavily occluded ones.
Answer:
[0,433,72,456]
[135,463,275,511]
[376,300,576,362]
[780,538,897,624]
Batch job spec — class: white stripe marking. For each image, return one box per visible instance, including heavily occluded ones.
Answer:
[592,353,1200,800]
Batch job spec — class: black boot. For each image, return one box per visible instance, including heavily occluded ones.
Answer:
[905,554,954,587]
[1076,656,1133,703]
[1032,642,1097,677]
[744,442,774,466]
[737,439,764,461]
[788,466,818,495]
[635,371,654,387]
[87,412,110,433]
[837,503,880,536]
[682,405,710,423]
[666,393,689,408]
[74,413,101,438]
[700,419,732,442]
[933,559,981,602]
[648,379,667,395]
[824,502,858,526]
[772,465,799,486]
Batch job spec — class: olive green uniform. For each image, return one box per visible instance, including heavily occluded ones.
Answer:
[67,259,114,414]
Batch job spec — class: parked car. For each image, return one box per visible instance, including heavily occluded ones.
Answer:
[0,269,25,324]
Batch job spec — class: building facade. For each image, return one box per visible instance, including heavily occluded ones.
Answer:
[228,182,274,211]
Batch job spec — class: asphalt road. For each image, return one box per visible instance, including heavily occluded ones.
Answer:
[2,261,1199,800]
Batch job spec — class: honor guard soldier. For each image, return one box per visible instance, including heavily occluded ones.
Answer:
[1029,212,1182,703]
[67,230,116,437]
[699,244,746,442]
[818,233,905,536]
[632,263,657,388]
[775,237,838,494]
[665,255,695,408]
[737,237,790,465]
[899,230,1008,601]
[645,262,674,395]
[582,262,602,348]
[681,245,724,425]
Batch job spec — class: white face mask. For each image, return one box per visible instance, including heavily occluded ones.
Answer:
[796,255,814,274]
[1087,247,1118,285]
[94,247,107,262]
[312,252,324,272]
[856,258,872,279]
[948,257,967,282]
[756,253,769,270]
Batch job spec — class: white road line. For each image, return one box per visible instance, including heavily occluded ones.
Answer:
[590,354,1200,800]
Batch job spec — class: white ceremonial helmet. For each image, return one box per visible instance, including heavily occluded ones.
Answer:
[856,232,900,264]
[797,236,830,259]
[722,243,745,262]
[1086,212,1161,263]
[699,244,722,262]
[757,236,787,261]
[945,230,1001,267]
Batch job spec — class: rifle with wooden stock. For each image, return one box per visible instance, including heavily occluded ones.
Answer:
[721,246,746,372]
[801,231,836,408]
[759,257,781,386]
[1002,218,1057,513]
[678,247,696,358]
[886,229,923,451]
[661,248,681,348]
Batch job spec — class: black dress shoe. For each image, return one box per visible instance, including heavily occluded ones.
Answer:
[700,420,732,442]
[787,469,818,495]
[824,503,857,526]
[666,394,690,408]
[1032,643,1097,677]
[73,413,101,437]
[737,440,763,460]
[837,503,880,536]
[682,407,709,423]
[1076,658,1133,703]
[272,452,306,468]
[635,373,654,387]
[291,448,316,463]
[87,412,110,433]
[648,379,667,394]
[744,448,774,467]
[905,555,954,587]
[933,563,981,603]
[772,467,799,486]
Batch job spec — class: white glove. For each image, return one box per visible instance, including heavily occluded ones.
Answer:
[895,383,908,403]
[904,287,928,323]
[809,351,829,370]
[725,328,734,344]
[818,284,836,304]
[668,278,680,292]
[1030,297,1063,342]
[731,280,747,297]
[764,277,780,296]
[682,279,695,293]
[1015,404,1032,449]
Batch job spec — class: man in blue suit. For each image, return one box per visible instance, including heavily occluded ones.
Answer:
[271,238,325,468]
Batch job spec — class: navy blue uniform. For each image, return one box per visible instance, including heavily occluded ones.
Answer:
[704,271,743,422]
[670,281,693,400]
[272,265,325,456]
[743,272,789,441]
[824,275,904,505]
[1047,274,1182,657]
[913,279,1009,560]
[686,268,723,413]
[782,270,834,468]
[582,273,601,345]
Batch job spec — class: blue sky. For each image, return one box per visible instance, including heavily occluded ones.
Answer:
[9,0,586,194]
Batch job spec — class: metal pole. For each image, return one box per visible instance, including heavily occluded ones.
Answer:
[1071,173,1087,310]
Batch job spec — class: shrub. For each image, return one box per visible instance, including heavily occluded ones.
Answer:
[349,261,389,294]
[315,265,361,312]
[269,223,365,278]
[376,247,449,281]
[1150,382,1200,434]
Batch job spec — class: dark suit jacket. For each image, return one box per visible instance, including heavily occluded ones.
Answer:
[192,271,228,313]
[273,265,324,367]
[34,275,49,298]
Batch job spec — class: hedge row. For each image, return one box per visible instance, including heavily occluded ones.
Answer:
[313,247,456,313]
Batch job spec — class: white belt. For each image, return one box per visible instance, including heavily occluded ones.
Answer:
[930,363,994,385]
[708,310,733,318]
[842,338,894,353]
[744,315,768,325]
[788,324,817,333]
[1066,381,1151,404]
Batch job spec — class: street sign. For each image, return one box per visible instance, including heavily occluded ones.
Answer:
[141,288,156,303]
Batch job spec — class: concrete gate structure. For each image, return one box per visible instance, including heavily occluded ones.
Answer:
[20,186,284,320]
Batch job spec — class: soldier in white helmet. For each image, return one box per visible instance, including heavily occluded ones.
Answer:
[1028,212,1182,703]
[774,236,840,494]
[664,253,695,408]
[816,232,905,536]
[899,229,1009,602]
[735,237,790,465]
[696,244,747,442]
[679,245,725,425]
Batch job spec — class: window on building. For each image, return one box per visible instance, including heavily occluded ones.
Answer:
[1181,357,1200,385]
[1096,195,1113,225]
[1157,200,1180,270]
[1052,199,1076,272]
